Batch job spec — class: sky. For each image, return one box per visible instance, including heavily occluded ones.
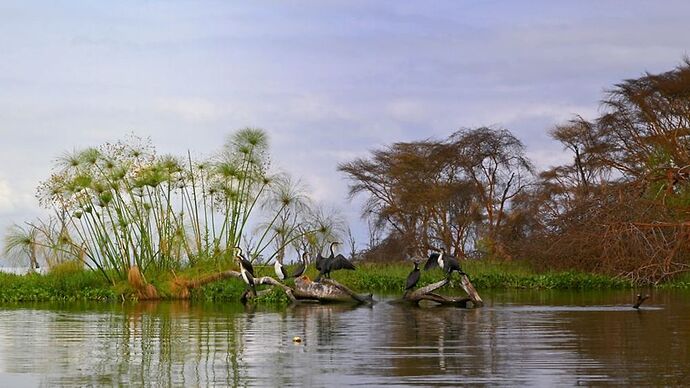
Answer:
[1,1,689,259]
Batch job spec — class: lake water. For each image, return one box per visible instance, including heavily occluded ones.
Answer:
[0,290,688,386]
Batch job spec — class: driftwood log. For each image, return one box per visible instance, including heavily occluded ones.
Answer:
[293,277,374,305]
[401,274,483,308]
[170,269,373,305]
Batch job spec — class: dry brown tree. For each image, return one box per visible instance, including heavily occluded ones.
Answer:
[509,60,690,284]
[339,127,532,260]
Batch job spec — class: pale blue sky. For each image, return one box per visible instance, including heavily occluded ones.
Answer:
[1,1,689,256]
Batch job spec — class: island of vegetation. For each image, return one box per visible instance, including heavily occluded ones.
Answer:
[3,60,690,305]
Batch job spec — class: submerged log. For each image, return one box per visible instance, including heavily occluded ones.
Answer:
[293,276,374,305]
[401,274,483,308]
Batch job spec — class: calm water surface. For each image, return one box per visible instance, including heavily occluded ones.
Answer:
[0,290,688,387]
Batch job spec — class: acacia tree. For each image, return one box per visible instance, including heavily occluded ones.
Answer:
[511,60,690,284]
[450,128,533,255]
[597,59,690,188]
[339,127,532,260]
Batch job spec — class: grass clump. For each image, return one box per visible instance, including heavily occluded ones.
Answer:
[0,266,115,302]
[326,260,633,293]
[0,259,639,304]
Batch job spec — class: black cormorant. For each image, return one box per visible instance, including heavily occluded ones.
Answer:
[315,241,338,273]
[405,261,421,292]
[633,293,650,309]
[290,252,308,278]
[315,242,355,281]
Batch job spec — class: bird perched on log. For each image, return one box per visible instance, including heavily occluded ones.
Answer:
[290,252,308,278]
[314,246,329,273]
[234,246,255,277]
[423,247,465,278]
[235,249,256,297]
[315,241,338,273]
[315,241,356,281]
[274,259,288,281]
[405,260,421,292]
[633,293,650,309]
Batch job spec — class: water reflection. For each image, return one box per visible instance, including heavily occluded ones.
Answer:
[0,290,688,386]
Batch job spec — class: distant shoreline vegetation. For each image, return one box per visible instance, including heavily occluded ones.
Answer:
[2,261,689,304]
[4,60,690,301]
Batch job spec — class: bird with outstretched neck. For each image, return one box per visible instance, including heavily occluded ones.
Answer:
[234,246,255,277]
[315,241,356,281]
[405,260,421,293]
[290,252,308,278]
[237,255,256,296]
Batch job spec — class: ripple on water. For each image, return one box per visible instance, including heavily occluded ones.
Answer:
[0,293,687,386]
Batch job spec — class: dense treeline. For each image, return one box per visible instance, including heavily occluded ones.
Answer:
[341,61,690,284]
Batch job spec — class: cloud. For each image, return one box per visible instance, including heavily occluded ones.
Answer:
[0,178,13,214]
[2,0,690,253]
[153,97,225,122]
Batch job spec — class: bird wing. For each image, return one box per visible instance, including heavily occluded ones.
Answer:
[242,268,255,286]
[423,252,440,270]
[315,253,328,271]
[330,254,356,271]
[241,257,255,276]
[445,256,461,272]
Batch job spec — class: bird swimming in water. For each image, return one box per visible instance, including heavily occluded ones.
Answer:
[633,293,650,309]
[290,252,308,278]
[423,247,465,278]
[315,241,356,281]
[405,260,421,292]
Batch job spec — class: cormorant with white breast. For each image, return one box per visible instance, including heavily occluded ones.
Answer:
[423,247,465,278]
[234,246,255,277]
[235,247,256,296]
[274,259,288,281]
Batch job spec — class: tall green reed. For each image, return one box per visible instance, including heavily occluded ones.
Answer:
[30,129,318,283]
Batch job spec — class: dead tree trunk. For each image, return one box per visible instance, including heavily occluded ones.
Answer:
[242,276,298,304]
[401,274,483,308]
[172,270,371,305]
[293,276,374,305]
